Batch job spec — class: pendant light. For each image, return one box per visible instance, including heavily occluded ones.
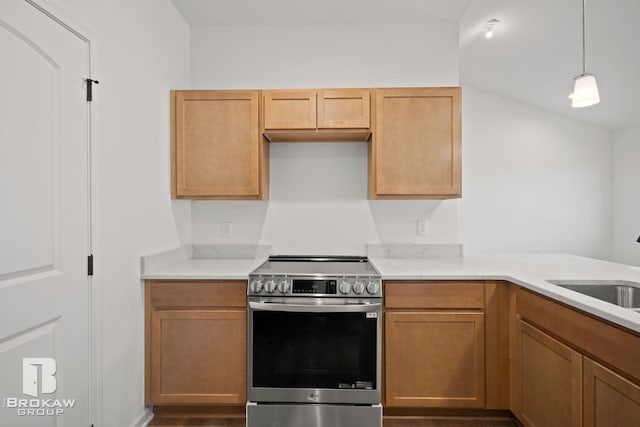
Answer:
[571,0,600,108]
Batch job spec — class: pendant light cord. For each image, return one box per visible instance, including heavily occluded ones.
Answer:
[582,0,587,75]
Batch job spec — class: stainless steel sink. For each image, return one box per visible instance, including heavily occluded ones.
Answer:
[547,280,640,311]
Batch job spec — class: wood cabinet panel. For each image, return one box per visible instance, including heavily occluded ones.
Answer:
[385,311,485,408]
[514,287,640,383]
[172,90,264,199]
[385,281,484,309]
[513,319,582,427]
[149,281,246,308]
[263,90,316,129]
[371,87,461,199]
[583,357,640,427]
[484,282,510,409]
[149,310,246,405]
[145,281,247,406]
[317,89,370,128]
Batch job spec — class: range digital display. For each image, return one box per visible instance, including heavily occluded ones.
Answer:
[292,279,337,294]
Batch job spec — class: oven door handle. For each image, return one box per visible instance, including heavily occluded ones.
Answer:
[249,301,381,313]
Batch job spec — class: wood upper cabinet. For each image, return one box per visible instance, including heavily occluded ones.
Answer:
[145,281,247,405]
[263,89,371,131]
[384,281,486,408]
[317,89,370,128]
[263,90,317,130]
[583,357,640,427]
[513,319,582,427]
[171,90,267,199]
[370,87,461,199]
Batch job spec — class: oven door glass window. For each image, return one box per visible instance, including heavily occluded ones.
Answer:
[252,311,377,390]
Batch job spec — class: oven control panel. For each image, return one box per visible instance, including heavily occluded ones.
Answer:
[248,276,382,297]
[292,279,337,294]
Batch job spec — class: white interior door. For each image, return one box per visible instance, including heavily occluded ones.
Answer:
[0,1,91,426]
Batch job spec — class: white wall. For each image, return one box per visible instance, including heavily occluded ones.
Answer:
[459,86,613,259]
[192,142,459,254]
[191,22,459,89]
[612,125,640,265]
[190,22,462,254]
[190,23,614,259]
[45,0,191,426]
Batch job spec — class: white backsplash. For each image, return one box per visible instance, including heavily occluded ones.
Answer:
[191,142,460,255]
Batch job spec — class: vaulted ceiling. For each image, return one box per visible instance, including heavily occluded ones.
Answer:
[172,0,640,130]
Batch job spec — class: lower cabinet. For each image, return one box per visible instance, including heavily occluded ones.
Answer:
[145,281,246,405]
[512,288,640,427]
[385,311,485,407]
[513,319,582,427]
[583,357,640,427]
[384,281,487,408]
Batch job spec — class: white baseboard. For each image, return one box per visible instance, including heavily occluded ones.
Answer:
[129,407,154,427]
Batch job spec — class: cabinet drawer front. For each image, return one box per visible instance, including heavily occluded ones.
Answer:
[384,281,484,309]
[264,90,317,129]
[317,89,370,129]
[149,281,246,308]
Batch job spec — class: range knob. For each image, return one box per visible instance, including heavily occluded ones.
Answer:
[339,280,352,295]
[366,281,380,295]
[353,281,365,294]
[264,279,277,294]
[250,279,263,293]
[277,280,290,294]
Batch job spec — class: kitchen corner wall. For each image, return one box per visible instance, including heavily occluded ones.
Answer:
[190,22,614,259]
[49,0,191,426]
[612,125,640,266]
[459,87,612,259]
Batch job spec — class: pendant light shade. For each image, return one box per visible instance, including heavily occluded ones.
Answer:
[571,0,600,108]
[572,73,600,108]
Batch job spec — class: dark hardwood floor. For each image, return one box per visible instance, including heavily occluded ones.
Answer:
[149,416,518,427]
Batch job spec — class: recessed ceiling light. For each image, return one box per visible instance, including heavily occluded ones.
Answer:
[484,19,500,39]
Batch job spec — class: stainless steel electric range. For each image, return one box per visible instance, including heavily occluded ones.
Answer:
[246,255,382,427]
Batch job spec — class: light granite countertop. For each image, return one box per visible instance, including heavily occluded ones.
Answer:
[141,257,268,280]
[140,247,640,334]
[370,253,640,334]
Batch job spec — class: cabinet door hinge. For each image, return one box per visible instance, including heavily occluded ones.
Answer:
[88,254,94,276]
[85,78,99,102]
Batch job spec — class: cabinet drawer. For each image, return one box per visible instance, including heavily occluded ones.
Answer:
[384,281,484,309]
[317,89,370,128]
[263,90,317,129]
[149,281,246,308]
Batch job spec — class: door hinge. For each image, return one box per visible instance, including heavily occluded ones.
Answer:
[88,254,94,276]
[85,78,99,102]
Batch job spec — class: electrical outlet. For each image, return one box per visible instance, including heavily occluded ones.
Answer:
[417,219,429,236]
[222,222,233,238]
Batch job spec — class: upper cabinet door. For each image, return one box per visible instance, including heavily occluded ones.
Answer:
[172,90,264,199]
[263,90,317,129]
[371,87,461,199]
[317,89,370,129]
